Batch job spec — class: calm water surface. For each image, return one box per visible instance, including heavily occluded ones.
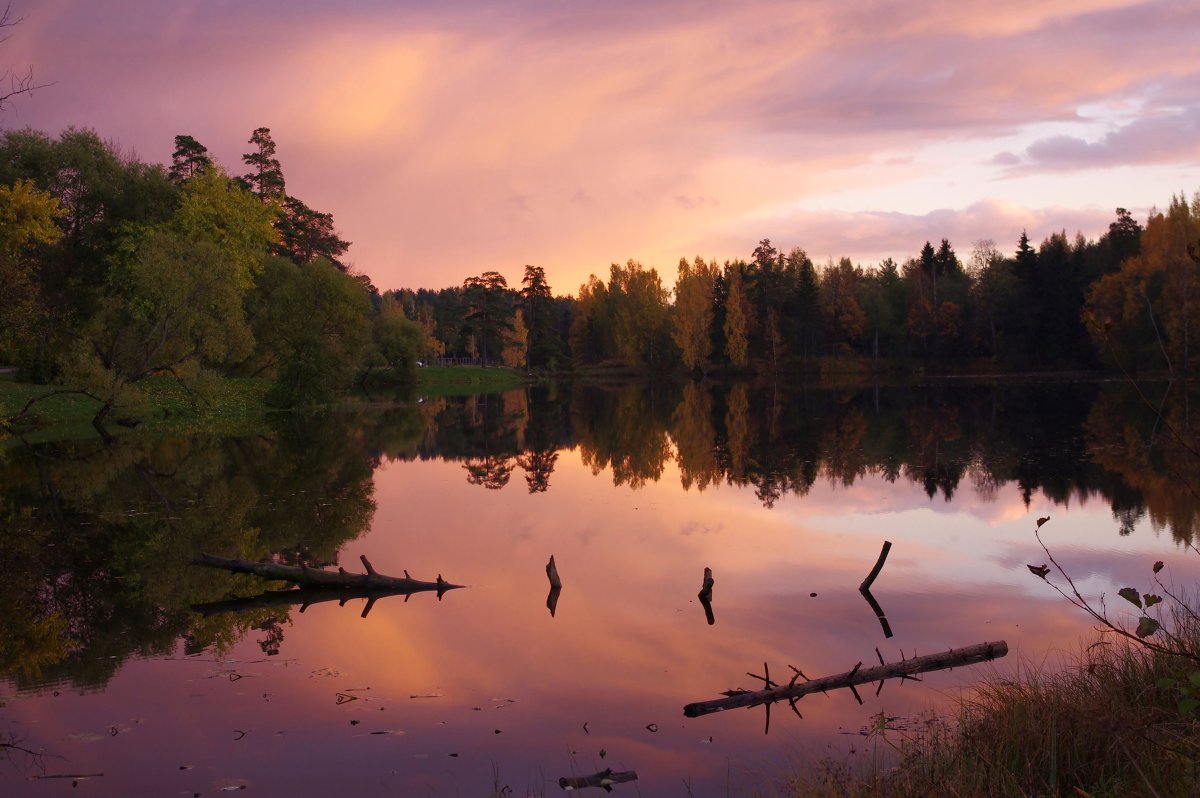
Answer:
[2,381,1197,796]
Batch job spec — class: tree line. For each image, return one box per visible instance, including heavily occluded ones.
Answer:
[3,123,1198,426]
[0,126,422,424]
[396,197,1199,376]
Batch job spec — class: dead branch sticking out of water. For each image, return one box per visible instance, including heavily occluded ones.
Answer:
[859,540,894,637]
[698,566,715,626]
[683,641,1009,722]
[546,554,562,617]
[859,540,892,591]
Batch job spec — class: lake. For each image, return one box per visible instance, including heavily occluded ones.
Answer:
[2,378,1197,796]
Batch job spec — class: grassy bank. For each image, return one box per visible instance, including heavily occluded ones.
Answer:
[1,365,528,444]
[0,373,273,444]
[413,365,526,395]
[776,622,1200,798]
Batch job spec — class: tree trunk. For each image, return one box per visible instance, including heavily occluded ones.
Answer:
[683,641,1008,718]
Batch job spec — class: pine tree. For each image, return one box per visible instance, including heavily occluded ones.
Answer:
[168,134,212,183]
[242,127,285,199]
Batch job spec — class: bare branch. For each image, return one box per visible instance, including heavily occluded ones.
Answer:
[0,2,55,111]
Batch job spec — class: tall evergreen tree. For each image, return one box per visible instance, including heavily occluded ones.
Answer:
[787,247,820,362]
[1107,207,1143,265]
[520,264,558,369]
[168,134,212,183]
[241,127,285,199]
[276,196,350,269]
[462,271,513,366]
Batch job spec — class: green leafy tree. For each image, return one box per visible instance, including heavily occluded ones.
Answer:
[364,295,422,383]
[268,258,374,406]
[55,168,275,425]
[0,179,62,368]
[0,128,179,381]
[64,228,255,428]
[169,167,277,290]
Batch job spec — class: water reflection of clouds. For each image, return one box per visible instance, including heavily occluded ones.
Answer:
[7,435,1195,796]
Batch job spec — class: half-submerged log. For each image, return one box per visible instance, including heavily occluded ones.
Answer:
[192,553,465,617]
[698,566,715,626]
[683,640,1008,718]
[546,555,562,617]
[559,769,638,791]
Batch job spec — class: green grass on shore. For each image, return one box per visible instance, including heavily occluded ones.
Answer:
[0,365,529,444]
[413,365,526,396]
[773,619,1200,798]
[0,374,273,444]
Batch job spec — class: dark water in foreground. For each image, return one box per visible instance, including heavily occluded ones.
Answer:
[2,379,1198,796]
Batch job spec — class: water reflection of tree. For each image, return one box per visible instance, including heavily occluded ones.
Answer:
[382,380,1191,546]
[1084,382,1200,543]
[464,454,514,489]
[567,380,1181,532]
[671,381,719,491]
[515,448,558,493]
[902,399,967,500]
[575,384,673,489]
[0,409,408,690]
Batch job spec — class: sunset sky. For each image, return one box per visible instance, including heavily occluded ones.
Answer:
[5,0,1199,293]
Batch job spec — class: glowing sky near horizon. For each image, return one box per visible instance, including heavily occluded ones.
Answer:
[4,0,1199,293]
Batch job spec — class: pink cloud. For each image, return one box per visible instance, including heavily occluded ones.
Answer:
[4,0,1199,291]
[1002,101,1200,173]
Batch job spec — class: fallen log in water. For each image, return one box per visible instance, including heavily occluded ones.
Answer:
[683,640,1008,718]
[192,553,465,615]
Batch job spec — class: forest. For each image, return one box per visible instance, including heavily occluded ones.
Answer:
[0,126,423,426]
[396,200,1200,377]
[3,125,1200,424]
